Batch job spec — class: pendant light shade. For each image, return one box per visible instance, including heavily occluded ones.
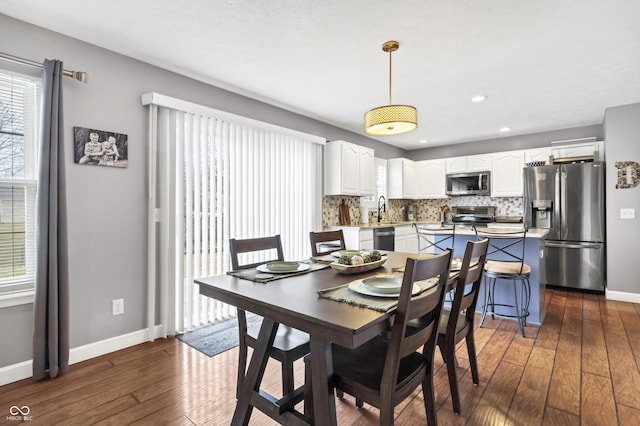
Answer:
[364,41,418,136]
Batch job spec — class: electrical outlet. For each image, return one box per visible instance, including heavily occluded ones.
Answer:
[620,208,636,220]
[112,298,124,316]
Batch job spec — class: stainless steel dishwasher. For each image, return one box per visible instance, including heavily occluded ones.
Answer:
[373,227,395,251]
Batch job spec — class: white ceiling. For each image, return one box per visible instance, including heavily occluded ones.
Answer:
[2,0,640,149]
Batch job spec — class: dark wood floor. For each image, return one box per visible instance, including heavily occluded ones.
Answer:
[2,288,640,425]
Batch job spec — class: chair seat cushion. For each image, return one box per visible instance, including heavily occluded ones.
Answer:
[247,322,310,354]
[484,260,531,275]
[438,309,468,335]
[331,336,426,393]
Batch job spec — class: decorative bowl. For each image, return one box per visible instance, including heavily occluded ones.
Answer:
[526,161,546,167]
[329,256,387,274]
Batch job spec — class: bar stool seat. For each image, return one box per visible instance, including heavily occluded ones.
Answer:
[474,226,531,337]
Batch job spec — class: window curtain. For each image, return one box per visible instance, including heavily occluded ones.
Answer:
[32,59,69,380]
[143,93,324,336]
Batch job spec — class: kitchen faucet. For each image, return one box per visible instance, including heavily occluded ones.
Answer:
[377,195,386,223]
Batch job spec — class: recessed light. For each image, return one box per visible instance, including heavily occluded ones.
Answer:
[471,95,487,103]
[499,127,511,132]
[419,139,428,144]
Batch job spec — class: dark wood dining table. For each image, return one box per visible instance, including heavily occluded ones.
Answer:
[196,251,425,426]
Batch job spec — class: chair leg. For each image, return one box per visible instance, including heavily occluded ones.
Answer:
[513,280,526,338]
[336,389,344,398]
[422,374,438,426]
[356,398,364,408]
[479,276,493,327]
[444,347,461,414]
[281,360,295,396]
[236,342,248,399]
[466,334,480,386]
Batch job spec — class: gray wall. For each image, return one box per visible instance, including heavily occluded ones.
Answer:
[0,14,406,368]
[603,103,640,294]
[409,124,604,160]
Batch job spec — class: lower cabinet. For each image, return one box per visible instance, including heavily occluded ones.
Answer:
[394,226,419,254]
[359,229,374,251]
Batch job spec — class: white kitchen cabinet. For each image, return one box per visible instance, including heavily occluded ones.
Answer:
[491,150,525,197]
[525,147,552,164]
[324,140,375,196]
[551,141,604,161]
[387,158,417,199]
[445,157,466,174]
[416,159,447,199]
[359,228,374,251]
[446,154,491,173]
[358,148,375,196]
[394,225,419,254]
[466,154,492,172]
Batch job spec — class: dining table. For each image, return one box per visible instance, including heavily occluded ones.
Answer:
[195,250,443,426]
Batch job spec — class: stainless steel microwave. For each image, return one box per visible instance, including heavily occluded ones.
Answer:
[445,171,491,196]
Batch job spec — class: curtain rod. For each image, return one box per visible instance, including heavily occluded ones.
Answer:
[0,52,88,83]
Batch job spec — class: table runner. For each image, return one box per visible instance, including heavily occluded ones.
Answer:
[227,261,329,283]
[318,275,439,312]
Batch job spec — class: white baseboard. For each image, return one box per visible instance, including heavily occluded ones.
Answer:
[0,325,166,386]
[606,289,640,304]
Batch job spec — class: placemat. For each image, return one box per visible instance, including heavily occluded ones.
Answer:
[318,275,439,313]
[227,261,329,283]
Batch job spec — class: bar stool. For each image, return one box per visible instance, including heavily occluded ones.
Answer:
[474,225,531,337]
[412,222,456,254]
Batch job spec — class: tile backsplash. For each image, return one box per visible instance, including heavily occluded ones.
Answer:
[323,195,523,225]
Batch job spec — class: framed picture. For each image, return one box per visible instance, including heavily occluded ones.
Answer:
[73,126,128,168]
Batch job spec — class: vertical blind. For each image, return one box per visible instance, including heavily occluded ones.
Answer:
[146,94,324,335]
[0,71,38,297]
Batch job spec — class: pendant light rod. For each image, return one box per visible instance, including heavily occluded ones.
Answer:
[382,40,399,105]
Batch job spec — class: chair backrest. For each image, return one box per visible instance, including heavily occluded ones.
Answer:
[309,230,346,257]
[412,223,456,254]
[474,226,528,275]
[445,238,489,339]
[382,249,452,385]
[229,235,285,270]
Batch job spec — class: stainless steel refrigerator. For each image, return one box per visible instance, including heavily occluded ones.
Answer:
[524,162,606,292]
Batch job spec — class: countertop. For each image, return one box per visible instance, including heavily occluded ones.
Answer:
[326,221,549,238]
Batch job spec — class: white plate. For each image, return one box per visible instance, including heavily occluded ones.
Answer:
[362,277,402,294]
[348,279,420,298]
[256,262,310,273]
[330,250,363,258]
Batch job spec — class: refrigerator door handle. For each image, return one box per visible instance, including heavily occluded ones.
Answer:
[545,242,602,249]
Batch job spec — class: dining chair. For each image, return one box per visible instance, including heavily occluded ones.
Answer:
[437,237,489,415]
[309,230,346,257]
[320,249,452,425]
[229,235,310,399]
[474,226,531,337]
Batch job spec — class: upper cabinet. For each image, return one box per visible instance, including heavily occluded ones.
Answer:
[416,159,447,199]
[491,150,525,197]
[525,147,552,164]
[446,154,492,173]
[358,147,375,196]
[388,158,417,199]
[551,140,604,161]
[324,140,375,196]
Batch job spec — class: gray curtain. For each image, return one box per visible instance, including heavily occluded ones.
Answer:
[33,59,70,381]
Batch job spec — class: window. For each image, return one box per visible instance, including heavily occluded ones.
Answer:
[360,157,387,221]
[0,71,39,304]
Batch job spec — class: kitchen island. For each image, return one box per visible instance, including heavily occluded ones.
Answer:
[326,222,548,326]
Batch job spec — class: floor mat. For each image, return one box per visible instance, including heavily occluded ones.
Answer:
[177,314,261,357]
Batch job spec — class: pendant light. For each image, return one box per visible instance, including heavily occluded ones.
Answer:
[364,40,418,136]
